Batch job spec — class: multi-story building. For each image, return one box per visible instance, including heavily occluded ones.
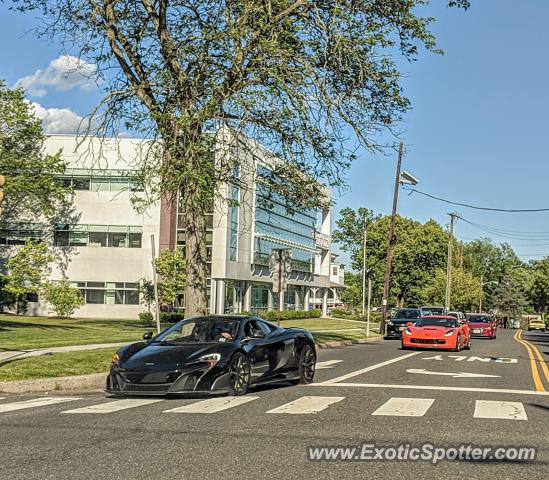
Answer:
[17,133,344,319]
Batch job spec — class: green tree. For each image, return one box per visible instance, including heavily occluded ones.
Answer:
[528,258,549,314]
[140,278,156,313]
[338,271,363,309]
[155,248,186,309]
[491,273,529,318]
[0,81,72,223]
[5,240,55,314]
[334,209,448,307]
[422,268,482,312]
[41,279,85,318]
[12,0,468,316]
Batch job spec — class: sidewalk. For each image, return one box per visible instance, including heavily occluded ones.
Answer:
[0,342,128,364]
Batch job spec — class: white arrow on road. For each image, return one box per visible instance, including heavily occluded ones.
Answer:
[406,368,500,378]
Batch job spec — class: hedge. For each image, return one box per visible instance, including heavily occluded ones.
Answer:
[260,309,321,321]
[139,311,186,324]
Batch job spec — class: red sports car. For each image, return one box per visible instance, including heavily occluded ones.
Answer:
[401,316,471,351]
[465,313,497,339]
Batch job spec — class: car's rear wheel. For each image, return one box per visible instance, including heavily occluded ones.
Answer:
[228,352,251,396]
[298,344,316,384]
[464,336,471,350]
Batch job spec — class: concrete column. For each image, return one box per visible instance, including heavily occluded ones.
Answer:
[322,288,328,317]
[304,288,310,311]
[294,289,300,311]
[267,288,274,311]
[209,280,217,314]
[244,282,252,312]
[216,279,225,314]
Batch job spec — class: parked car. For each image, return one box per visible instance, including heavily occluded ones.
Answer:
[385,308,422,339]
[465,313,497,339]
[401,315,471,351]
[447,311,466,322]
[526,316,546,332]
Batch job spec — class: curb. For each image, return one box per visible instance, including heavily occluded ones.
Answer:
[0,372,107,394]
[316,336,382,349]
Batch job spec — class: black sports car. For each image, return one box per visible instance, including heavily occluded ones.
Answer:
[385,308,422,339]
[106,315,317,396]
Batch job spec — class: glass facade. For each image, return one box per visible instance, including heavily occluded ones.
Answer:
[54,225,143,248]
[59,168,143,192]
[254,165,317,273]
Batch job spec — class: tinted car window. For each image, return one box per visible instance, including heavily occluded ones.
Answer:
[392,309,421,319]
[155,317,239,343]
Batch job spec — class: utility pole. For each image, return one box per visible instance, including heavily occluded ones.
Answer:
[380,141,404,337]
[366,278,372,337]
[444,213,458,312]
[361,218,367,318]
[459,242,464,270]
[479,274,484,313]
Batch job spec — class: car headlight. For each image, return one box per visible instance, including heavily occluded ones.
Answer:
[404,328,412,335]
[444,329,456,336]
[197,353,221,367]
[111,352,120,365]
[387,321,394,326]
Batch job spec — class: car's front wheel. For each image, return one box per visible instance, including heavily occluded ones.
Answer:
[228,352,251,396]
[454,335,462,352]
[464,336,471,350]
[298,344,316,384]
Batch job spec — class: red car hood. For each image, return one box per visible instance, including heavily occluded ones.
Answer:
[410,326,454,336]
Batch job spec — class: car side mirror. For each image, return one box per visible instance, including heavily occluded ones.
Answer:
[143,331,153,341]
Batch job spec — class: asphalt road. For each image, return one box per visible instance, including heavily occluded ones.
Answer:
[1,328,548,480]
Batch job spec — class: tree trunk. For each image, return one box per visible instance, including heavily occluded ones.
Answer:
[181,186,209,318]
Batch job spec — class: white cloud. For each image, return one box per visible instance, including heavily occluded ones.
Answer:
[17,55,97,98]
[30,102,83,134]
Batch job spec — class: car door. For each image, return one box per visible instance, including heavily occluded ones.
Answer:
[242,319,271,382]
[258,320,296,377]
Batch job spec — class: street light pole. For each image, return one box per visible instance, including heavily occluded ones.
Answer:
[380,141,404,337]
[361,218,367,318]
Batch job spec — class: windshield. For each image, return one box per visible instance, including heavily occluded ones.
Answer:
[466,315,492,323]
[154,317,240,344]
[415,317,459,328]
[422,307,445,316]
[392,309,421,319]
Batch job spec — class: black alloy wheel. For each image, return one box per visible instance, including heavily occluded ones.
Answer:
[229,352,251,396]
[298,344,316,384]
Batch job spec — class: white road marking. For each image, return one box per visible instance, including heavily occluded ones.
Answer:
[424,355,518,364]
[0,397,81,413]
[267,396,345,414]
[309,382,549,396]
[316,360,343,369]
[62,399,163,414]
[474,400,528,420]
[372,397,435,417]
[319,351,421,385]
[164,396,258,414]
[406,368,500,378]
[0,397,4,401]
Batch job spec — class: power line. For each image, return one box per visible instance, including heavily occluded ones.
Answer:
[404,187,549,213]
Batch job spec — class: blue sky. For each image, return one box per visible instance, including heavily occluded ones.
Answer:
[1,1,549,264]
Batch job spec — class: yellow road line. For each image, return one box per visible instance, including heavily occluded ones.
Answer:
[514,329,545,392]
[520,330,549,386]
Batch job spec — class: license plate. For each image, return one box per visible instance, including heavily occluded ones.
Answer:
[473,329,481,333]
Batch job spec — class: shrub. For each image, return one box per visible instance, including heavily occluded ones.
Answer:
[261,309,321,321]
[160,311,186,323]
[139,311,154,326]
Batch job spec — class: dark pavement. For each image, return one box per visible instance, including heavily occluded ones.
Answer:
[1,328,548,480]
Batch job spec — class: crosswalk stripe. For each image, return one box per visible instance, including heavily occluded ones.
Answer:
[316,360,343,369]
[266,396,345,414]
[164,396,258,414]
[0,397,81,413]
[372,397,435,417]
[62,399,163,414]
[473,400,527,420]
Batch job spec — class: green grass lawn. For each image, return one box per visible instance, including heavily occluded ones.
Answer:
[0,314,164,350]
[0,348,116,382]
[280,318,380,343]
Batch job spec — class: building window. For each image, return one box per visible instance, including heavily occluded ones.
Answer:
[70,281,140,305]
[54,225,143,248]
[332,266,338,276]
[0,223,44,245]
[58,168,143,192]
